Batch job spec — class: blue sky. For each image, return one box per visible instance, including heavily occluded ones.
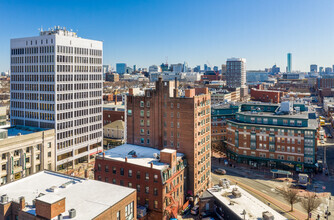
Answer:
[0,0,334,72]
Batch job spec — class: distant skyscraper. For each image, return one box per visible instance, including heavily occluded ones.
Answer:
[194,65,200,72]
[160,63,168,71]
[10,27,103,170]
[116,63,127,74]
[310,64,318,73]
[148,65,159,72]
[271,64,280,74]
[319,67,324,73]
[133,65,136,72]
[213,66,218,72]
[204,64,208,71]
[170,63,183,73]
[287,53,292,73]
[325,67,333,74]
[226,58,246,88]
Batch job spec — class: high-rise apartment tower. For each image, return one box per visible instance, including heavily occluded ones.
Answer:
[226,58,246,88]
[126,78,211,196]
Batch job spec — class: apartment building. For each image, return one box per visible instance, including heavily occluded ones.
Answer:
[0,126,55,185]
[224,102,317,172]
[0,170,136,220]
[10,27,103,171]
[95,144,186,219]
[211,104,239,147]
[126,78,211,197]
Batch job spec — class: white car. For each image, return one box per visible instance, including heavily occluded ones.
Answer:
[321,140,325,144]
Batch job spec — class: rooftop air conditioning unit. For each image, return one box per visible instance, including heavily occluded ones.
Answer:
[0,194,8,203]
[58,214,63,220]
[69,209,76,218]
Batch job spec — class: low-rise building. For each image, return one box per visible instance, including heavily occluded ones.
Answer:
[225,101,317,172]
[0,170,136,220]
[211,104,240,148]
[250,88,285,103]
[106,72,119,82]
[103,103,125,126]
[94,144,186,219]
[0,126,55,185]
[205,185,286,220]
[103,120,125,148]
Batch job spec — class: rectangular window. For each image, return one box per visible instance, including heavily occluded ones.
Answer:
[145,186,149,194]
[128,169,132,177]
[113,167,116,174]
[137,171,140,179]
[145,172,149,180]
[120,168,124,176]
[137,184,141,192]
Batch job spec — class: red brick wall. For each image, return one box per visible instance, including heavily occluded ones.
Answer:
[94,157,184,219]
[94,191,136,220]
[250,88,282,103]
[35,198,65,219]
[126,79,211,196]
[103,110,124,126]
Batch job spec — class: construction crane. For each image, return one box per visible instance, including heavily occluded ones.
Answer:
[206,60,219,76]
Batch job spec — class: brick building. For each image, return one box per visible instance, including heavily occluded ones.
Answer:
[95,144,186,219]
[0,170,136,220]
[103,103,125,126]
[224,102,318,172]
[250,88,285,103]
[126,78,211,197]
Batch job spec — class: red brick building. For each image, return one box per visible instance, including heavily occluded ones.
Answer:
[103,103,125,126]
[250,88,284,103]
[95,144,186,219]
[126,78,211,197]
[0,170,136,220]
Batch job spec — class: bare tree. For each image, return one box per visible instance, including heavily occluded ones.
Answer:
[301,192,322,220]
[281,186,300,211]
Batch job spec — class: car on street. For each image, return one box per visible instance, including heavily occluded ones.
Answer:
[214,168,226,175]
[321,140,325,144]
[191,205,199,215]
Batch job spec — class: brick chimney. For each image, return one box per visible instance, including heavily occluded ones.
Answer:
[19,196,25,210]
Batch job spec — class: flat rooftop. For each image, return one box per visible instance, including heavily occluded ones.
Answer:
[102,144,184,170]
[208,186,286,220]
[0,171,135,219]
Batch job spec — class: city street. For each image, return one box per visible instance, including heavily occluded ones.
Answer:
[211,157,334,219]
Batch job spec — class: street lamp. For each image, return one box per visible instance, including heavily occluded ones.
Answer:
[241,209,246,220]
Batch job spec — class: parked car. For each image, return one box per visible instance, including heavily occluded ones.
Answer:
[214,168,226,175]
[191,205,199,215]
[321,140,325,144]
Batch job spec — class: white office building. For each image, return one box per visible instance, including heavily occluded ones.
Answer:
[226,58,246,88]
[10,27,103,170]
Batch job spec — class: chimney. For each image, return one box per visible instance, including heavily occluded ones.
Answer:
[174,77,179,98]
[150,162,153,168]
[125,157,128,162]
[102,152,105,159]
[19,196,25,210]
[114,95,118,105]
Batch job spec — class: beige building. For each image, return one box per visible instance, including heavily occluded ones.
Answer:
[0,106,7,126]
[0,126,55,185]
[103,120,125,148]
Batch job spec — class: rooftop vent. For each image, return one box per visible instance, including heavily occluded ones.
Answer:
[58,214,63,220]
[0,194,8,203]
[69,209,76,218]
[47,186,58,192]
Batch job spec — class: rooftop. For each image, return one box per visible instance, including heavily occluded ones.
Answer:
[103,120,125,130]
[101,144,184,170]
[208,186,286,220]
[0,171,135,219]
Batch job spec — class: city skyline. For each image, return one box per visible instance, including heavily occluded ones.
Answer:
[1,0,334,71]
